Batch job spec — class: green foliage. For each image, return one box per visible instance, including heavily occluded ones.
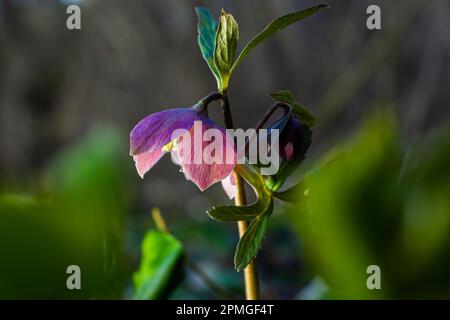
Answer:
[234,202,273,271]
[196,5,328,91]
[270,90,316,127]
[195,7,220,87]
[207,166,271,222]
[290,112,450,299]
[272,180,307,203]
[206,165,273,269]
[0,127,128,299]
[207,205,260,222]
[231,4,329,73]
[292,113,398,299]
[0,193,38,209]
[133,230,184,300]
[214,9,239,91]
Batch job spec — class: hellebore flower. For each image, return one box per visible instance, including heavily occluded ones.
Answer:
[278,116,309,161]
[130,103,236,191]
[221,112,311,198]
[264,111,311,162]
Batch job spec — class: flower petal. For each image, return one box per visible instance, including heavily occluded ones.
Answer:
[176,119,236,191]
[221,172,237,199]
[133,148,165,178]
[130,108,199,156]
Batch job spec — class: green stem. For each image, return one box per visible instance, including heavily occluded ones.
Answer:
[220,89,260,300]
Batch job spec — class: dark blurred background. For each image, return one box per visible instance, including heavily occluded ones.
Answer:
[0,0,449,299]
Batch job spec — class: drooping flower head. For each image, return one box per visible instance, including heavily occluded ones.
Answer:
[277,116,309,161]
[221,107,311,199]
[130,101,236,191]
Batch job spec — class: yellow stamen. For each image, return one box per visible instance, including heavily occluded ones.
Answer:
[162,141,174,152]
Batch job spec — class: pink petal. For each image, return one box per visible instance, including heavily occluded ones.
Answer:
[130,108,199,156]
[133,148,165,178]
[221,172,237,200]
[176,121,236,191]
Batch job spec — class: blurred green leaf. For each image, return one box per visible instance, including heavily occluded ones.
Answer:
[0,193,39,210]
[272,180,307,203]
[0,127,128,299]
[231,4,329,73]
[292,113,450,299]
[133,230,184,300]
[214,9,239,90]
[289,112,400,299]
[234,201,273,271]
[270,90,316,127]
[195,7,221,87]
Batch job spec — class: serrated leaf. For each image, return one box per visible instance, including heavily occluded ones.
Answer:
[272,180,307,203]
[234,201,273,271]
[195,7,221,87]
[133,230,184,300]
[271,90,316,127]
[207,205,259,222]
[231,4,329,73]
[214,9,239,90]
[207,165,271,222]
[269,90,295,104]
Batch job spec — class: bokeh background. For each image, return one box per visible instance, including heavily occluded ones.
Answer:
[0,0,449,299]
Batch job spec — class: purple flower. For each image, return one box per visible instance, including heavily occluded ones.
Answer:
[130,105,236,191]
[278,116,308,161]
[221,114,311,198]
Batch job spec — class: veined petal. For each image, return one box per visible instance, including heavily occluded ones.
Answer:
[130,108,200,156]
[176,119,236,191]
[221,172,237,199]
[133,148,166,178]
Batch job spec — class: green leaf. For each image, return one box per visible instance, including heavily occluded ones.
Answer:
[234,164,267,191]
[214,9,239,90]
[133,230,184,300]
[271,90,316,127]
[0,193,39,210]
[288,112,399,299]
[207,205,260,222]
[234,201,273,271]
[231,4,329,73]
[206,165,271,222]
[272,180,307,203]
[195,7,221,87]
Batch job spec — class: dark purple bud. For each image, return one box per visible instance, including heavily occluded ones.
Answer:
[278,116,308,161]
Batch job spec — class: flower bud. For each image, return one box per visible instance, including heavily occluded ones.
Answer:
[278,116,308,161]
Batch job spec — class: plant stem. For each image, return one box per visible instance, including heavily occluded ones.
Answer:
[220,90,260,300]
[242,102,292,153]
[253,102,291,131]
